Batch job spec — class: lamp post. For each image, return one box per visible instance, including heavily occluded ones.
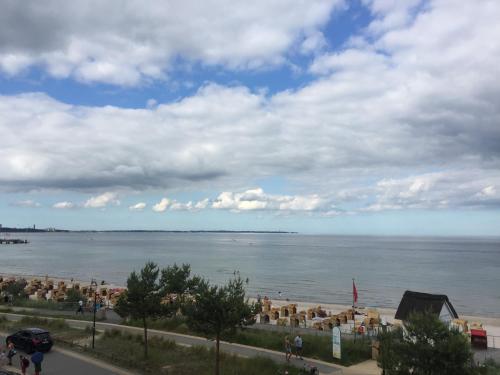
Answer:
[90,279,98,349]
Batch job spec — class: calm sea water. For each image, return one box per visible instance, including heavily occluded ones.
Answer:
[1,232,499,317]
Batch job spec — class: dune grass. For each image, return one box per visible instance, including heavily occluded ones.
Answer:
[86,329,301,375]
[126,316,372,366]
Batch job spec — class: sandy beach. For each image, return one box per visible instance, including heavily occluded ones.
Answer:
[2,272,499,348]
[258,298,500,348]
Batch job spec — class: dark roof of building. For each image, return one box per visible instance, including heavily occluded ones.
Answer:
[395,290,459,320]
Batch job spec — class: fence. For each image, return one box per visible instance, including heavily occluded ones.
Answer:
[487,335,500,349]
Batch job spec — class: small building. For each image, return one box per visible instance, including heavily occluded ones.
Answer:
[395,290,459,323]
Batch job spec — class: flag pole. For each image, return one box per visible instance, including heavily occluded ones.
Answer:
[352,278,355,311]
[352,278,356,342]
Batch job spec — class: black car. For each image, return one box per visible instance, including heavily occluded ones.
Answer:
[6,328,53,353]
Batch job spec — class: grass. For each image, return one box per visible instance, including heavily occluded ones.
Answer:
[225,328,371,366]
[83,329,303,375]
[1,299,78,311]
[0,304,107,322]
[126,316,372,366]
[477,359,500,375]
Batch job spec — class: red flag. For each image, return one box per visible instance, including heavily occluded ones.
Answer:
[352,280,358,305]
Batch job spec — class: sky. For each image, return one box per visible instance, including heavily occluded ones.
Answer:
[0,0,499,235]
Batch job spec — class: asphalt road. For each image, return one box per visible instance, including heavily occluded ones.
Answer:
[0,335,122,375]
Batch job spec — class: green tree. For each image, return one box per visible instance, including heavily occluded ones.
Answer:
[2,279,28,300]
[183,274,259,375]
[378,312,474,375]
[159,263,200,318]
[115,262,162,358]
[65,288,85,303]
[160,263,199,297]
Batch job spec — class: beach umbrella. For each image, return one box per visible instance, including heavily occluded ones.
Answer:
[31,351,44,364]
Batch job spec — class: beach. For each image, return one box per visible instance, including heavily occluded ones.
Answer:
[2,272,499,348]
[263,298,500,348]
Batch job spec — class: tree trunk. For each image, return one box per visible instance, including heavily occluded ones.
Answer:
[215,332,220,375]
[143,316,148,359]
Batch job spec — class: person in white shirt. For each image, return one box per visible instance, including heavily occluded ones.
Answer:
[76,300,84,315]
[294,335,303,359]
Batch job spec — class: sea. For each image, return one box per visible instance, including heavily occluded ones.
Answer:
[1,232,499,318]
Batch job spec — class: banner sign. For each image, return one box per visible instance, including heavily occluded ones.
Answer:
[332,326,341,359]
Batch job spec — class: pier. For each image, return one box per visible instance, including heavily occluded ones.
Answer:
[0,238,29,244]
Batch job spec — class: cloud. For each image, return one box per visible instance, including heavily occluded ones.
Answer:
[211,188,335,213]
[10,200,41,208]
[152,198,170,212]
[0,0,499,214]
[83,192,120,208]
[363,170,500,211]
[169,198,210,211]
[53,201,76,209]
[129,202,146,211]
[0,0,343,85]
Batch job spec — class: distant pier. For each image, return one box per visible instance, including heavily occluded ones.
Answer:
[0,239,29,244]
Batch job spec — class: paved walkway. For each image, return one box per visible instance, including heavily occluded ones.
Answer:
[0,311,382,374]
[2,305,122,324]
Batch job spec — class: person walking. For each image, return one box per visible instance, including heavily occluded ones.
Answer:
[7,340,16,366]
[31,351,43,375]
[284,336,292,362]
[19,355,30,375]
[76,299,84,315]
[294,334,303,360]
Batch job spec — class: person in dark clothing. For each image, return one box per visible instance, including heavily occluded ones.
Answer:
[20,355,30,375]
[31,351,44,375]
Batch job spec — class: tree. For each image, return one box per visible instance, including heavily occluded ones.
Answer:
[159,263,200,318]
[378,312,474,375]
[115,262,162,358]
[2,279,28,300]
[160,263,200,298]
[183,274,259,375]
[65,288,84,303]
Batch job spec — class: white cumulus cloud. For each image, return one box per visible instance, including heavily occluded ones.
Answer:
[211,188,335,213]
[83,192,120,208]
[0,0,499,214]
[0,0,343,85]
[129,202,147,211]
[53,201,76,209]
[152,198,170,212]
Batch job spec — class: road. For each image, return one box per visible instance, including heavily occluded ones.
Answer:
[0,334,132,375]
